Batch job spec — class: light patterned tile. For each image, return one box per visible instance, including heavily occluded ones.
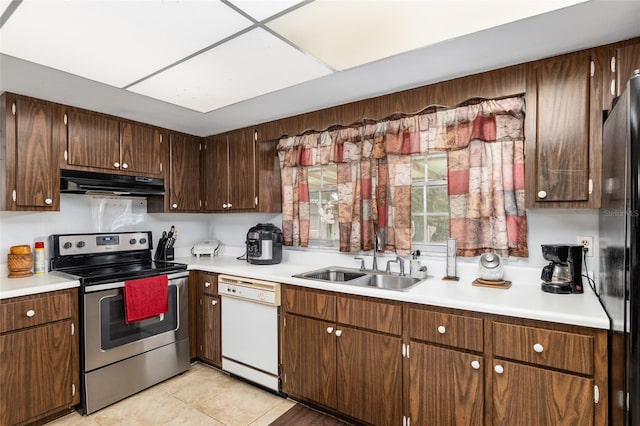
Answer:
[46,411,99,426]
[249,398,297,426]
[194,379,286,426]
[161,365,238,406]
[91,390,192,426]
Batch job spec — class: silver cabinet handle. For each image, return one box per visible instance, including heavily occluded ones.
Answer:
[494,364,504,374]
[122,162,129,169]
[114,162,120,168]
[45,198,52,205]
[327,327,334,334]
[172,203,178,209]
[26,309,35,318]
[437,325,446,334]
[335,329,342,337]
[538,190,547,199]
[533,343,544,353]
[471,360,480,370]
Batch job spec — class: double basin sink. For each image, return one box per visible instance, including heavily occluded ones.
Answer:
[293,266,422,291]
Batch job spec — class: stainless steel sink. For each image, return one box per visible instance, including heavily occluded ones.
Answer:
[293,266,423,291]
[294,267,367,282]
[361,274,421,291]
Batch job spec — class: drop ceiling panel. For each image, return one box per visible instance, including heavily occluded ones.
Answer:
[0,0,253,88]
[229,0,306,21]
[127,27,333,113]
[267,0,586,71]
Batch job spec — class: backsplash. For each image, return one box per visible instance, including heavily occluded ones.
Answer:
[0,195,599,276]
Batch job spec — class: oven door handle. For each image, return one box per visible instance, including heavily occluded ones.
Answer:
[83,271,189,293]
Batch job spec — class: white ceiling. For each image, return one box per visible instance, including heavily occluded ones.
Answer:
[1,0,640,137]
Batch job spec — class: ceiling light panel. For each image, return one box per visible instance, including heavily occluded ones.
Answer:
[0,0,253,88]
[228,0,306,21]
[267,0,587,71]
[127,27,332,113]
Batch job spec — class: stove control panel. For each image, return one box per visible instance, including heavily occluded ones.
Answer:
[53,232,152,256]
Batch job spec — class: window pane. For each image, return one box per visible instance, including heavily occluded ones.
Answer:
[411,187,424,214]
[427,216,449,243]
[426,186,449,213]
[308,167,321,190]
[412,156,425,181]
[427,153,447,181]
[412,215,425,242]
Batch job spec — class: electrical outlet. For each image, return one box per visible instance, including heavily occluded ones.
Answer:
[577,236,594,257]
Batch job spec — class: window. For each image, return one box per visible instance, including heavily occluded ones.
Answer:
[307,153,449,248]
[308,165,338,246]
[411,153,449,245]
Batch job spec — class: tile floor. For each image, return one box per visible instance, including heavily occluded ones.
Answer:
[48,362,296,426]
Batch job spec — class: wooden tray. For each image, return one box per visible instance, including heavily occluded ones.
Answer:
[472,278,512,289]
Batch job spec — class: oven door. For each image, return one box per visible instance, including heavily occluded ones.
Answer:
[83,273,188,372]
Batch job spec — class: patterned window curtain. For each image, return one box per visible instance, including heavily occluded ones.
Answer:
[277,95,528,258]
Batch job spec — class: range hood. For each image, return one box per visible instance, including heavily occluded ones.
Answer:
[60,169,165,196]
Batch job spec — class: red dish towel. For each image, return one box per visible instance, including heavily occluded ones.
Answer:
[124,275,169,324]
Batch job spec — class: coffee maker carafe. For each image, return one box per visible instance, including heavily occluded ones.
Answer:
[540,244,584,294]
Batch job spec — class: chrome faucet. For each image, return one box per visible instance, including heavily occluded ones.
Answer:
[372,232,380,271]
[354,256,366,271]
[385,256,405,276]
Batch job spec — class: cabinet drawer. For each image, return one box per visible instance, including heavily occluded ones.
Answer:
[337,296,402,335]
[492,322,593,375]
[199,272,218,296]
[282,286,335,321]
[0,291,72,333]
[410,309,483,352]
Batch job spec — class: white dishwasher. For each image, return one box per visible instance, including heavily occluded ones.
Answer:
[218,274,281,391]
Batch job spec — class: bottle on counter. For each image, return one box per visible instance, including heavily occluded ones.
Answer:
[34,241,45,274]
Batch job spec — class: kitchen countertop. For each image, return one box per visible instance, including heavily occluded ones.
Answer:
[0,264,79,300]
[182,252,611,330]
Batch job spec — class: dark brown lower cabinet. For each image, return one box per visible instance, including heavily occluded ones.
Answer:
[197,294,221,367]
[409,343,484,426]
[0,289,79,426]
[491,359,594,426]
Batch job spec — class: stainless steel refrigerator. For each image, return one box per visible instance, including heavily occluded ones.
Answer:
[599,69,640,426]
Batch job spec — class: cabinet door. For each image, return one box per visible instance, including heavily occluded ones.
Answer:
[0,320,74,426]
[282,314,337,409]
[409,342,483,426]
[8,96,55,209]
[203,136,229,212]
[616,42,640,93]
[168,133,201,211]
[336,326,403,425]
[527,51,592,204]
[197,294,221,367]
[492,359,594,426]
[120,122,162,175]
[228,129,256,210]
[66,109,120,171]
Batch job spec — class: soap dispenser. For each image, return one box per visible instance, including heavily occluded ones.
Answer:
[410,250,428,279]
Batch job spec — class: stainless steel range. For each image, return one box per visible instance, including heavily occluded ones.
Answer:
[49,231,190,414]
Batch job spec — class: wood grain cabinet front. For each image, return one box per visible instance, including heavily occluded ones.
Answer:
[1,93,58,211]
[0,289,79,426]
[195,272,221,367]
[281,286,403,426]
[525,49,602,208]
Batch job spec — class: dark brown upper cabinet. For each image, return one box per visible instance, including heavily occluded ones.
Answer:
[62,108,162,176]
[1,93,58,211]
[165,132,201,212]
[525,49,602,208]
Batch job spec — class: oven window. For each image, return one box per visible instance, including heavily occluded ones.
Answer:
[100,285,178,350]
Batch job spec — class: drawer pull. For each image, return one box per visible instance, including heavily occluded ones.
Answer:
[471,360,480,370]
[538,190,547,199]
[494,365,504,374]
[211,300,217,306]
[327,327,334,334]
[26,309,35,318]
[204,281,211,288]
[335,329,342,337]
[437,325,446,334]
[533,343,544,353]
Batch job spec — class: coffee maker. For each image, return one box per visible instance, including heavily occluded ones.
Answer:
[540,244,584,294]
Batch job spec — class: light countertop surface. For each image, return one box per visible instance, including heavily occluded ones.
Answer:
[182,251,610,330]
[0,249,610,330]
